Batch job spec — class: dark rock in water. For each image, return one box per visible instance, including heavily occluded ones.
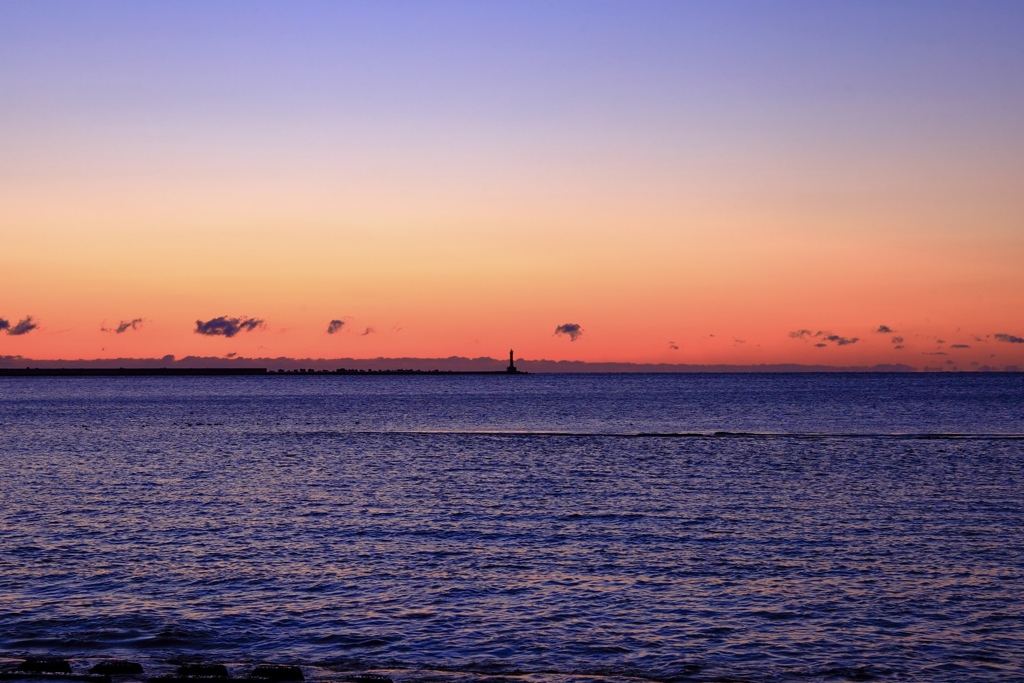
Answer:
[88,662,144,676]
[175,665,229,679]
[18,660,73,675]
[248,666,302,682]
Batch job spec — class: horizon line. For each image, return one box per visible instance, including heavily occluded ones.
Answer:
[2,354,1020,373]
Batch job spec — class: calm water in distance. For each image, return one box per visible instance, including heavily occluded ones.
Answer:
[1,373,1022,682]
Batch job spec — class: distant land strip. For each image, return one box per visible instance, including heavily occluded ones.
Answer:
[0,354,967,373]
[0,368,525,377]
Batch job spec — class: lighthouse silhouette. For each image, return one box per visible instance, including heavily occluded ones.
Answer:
[507,349,518,373]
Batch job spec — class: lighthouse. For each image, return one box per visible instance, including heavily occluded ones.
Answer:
[507,349,518,373]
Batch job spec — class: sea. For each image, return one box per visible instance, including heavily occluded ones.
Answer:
[1,373,1022,683]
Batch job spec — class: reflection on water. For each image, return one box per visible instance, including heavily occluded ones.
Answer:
[0,374,1022,682]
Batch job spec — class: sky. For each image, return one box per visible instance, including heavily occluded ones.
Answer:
[2,1,1023,369]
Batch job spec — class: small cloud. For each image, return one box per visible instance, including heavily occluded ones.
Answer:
[194,316,265,338]
[814,342,827,348]
[554,323,583,341]
[995,333,1024,344]
[936,339,946,345]
[791,329,858,345]
[876,325,894,334]
[894,345,905,350]
[924,351,948,356]
[824,334,859,346]
[668,341,679,350]
[226,352,237,358]
[7,316,38,336]
[950,344,970,349]
[891,336,904,345]
[103,318,144,334]
[360,327,375,336]
[0,319,8,332]
[327,319,345,335]
[734,338,746,344]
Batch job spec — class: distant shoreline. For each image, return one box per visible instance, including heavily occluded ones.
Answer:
[0,368,526,377]
[0,368,1018,376]
[2,355,1019,374]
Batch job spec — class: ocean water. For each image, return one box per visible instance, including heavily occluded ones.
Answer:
[1,373,1022,682]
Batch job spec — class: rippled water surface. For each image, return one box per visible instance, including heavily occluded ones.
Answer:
[1,374,1023,682]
